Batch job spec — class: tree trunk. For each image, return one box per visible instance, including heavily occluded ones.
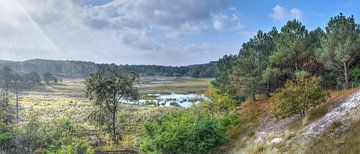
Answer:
[252,81,256,101]
[112,105,117,143]
[266,80,271,97]
[300,109,305,118]
[4,88,8,107]
[16,81,19,123]
[343,62,349,89]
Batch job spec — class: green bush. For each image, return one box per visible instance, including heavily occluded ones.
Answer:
[8,117,94,153]
[140,111,230,154]
[351,68,360,85]
[271,77,329,119]
[321,71,339,89]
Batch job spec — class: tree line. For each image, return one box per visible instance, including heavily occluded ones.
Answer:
[213,13,360,104]
[0,59,217,78]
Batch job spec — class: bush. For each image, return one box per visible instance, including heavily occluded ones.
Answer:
[5,117,94,153]
[140,111,229,154]
[351,68,360,85]
[200,87,237,113]
[271,77,329,119]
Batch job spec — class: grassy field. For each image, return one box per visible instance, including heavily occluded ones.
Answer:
[138,76,212,95]
[12,76,212,150]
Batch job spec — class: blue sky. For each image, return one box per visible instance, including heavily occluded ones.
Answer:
[0,0,359,65]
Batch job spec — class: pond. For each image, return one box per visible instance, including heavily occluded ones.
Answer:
[125,93,207,108]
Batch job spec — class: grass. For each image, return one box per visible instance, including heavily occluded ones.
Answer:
[9,76,211,151]
[138,76,212,95]
[289,88,359,130]
[306,119,360,153]
[211,88,360,154]
[210,100,260,154]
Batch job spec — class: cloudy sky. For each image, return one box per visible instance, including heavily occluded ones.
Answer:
[0,0,359,65]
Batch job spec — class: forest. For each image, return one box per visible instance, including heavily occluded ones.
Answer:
[0,59,216,78]
[1,13,360,154]
[213,13,360,103]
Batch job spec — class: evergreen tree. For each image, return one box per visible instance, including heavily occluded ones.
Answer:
[317,13,360,89]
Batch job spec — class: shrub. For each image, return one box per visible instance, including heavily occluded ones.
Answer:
[9,117,94,153]
[140,111,229,154]
[200,87,237,113]
[351,68,360,85]
[271,77,329,119]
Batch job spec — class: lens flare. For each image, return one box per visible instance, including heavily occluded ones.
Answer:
[0,0,66,61]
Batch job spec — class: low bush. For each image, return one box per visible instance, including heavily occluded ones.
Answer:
[140,110,235,154]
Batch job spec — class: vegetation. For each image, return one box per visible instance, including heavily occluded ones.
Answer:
[213,13,360,104]
[200,87,237,113]
[317,13,360,89]
[306,119,360,153]
[140,110,231,154]
[271,77,329,119]
[2,12,360,154]
[42,72,58,85]
[0,59,216,78]
[86,69,139,143]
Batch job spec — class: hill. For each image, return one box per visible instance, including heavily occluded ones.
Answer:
[0,59,216,77]
[213,88,360,153]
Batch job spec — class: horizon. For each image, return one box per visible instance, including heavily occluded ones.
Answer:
[0,58,217,67]
[0,0,359,65]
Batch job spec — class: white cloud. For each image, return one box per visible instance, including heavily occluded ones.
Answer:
[212,14,243,30]
[0,0,247,65]
[269,5,303,21]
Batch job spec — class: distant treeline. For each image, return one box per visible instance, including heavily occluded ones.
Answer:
[0,59,216,78]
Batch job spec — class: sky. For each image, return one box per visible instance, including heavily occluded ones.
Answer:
[0,0,359,66]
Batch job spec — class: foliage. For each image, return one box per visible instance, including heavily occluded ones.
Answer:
[86,69,139,143]
[0,116,93,153]
[235,29,278,100]
[140,110,230,154]
[317,13,360,89]
[271,77,329,119]
[200,87,237,113]
[0,66,21,107]
[43,72,58,85]
[0,59,216,78]
[21,72,41,88]
[0,113,12,149]
[351,68,360,84]
[213,13,360,103]
[212,55,239,99]
[321,70,340,89]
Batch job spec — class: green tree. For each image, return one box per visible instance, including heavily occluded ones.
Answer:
[0,66,19,107]
[86,69,139,143]
[269,20,312,80]
[212,55,238,98]
[22,72,41,88]
[317,13,360,89]
[42,72,58,85]
[234,29,277,100]
[271,77,329,119]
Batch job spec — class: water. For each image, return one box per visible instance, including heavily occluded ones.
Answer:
[125,93,206,108]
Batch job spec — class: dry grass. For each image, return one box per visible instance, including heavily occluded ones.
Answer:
[211,88,360,154]
[294,88,359,129]
[9,78,151,149]
[210,100,260,154]
[306,119,360,153]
